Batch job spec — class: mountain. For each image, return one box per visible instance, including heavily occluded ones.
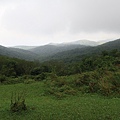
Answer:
[66,40,98,46]
[97,39,116,45]
[12,45,37,50]
[28,40,98,58]
[29,44,86,57]
[9,39,112,60]
[0,45,38,61]
[1,39,96,61]
[1,39,119,62]
[46,40,98,46]
[46,39,120,62]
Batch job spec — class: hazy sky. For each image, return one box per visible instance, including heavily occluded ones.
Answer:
[0,0,120,46]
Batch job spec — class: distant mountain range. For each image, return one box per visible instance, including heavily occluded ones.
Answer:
[29,44,86,57]
[12,39,99,50]
[61,40,98,46]
[47,39,120,62]
[0,39,119,61]
[12,39,115,50]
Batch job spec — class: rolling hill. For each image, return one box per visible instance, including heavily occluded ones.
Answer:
[46,38,120,62]
[22,39,99,57]
[29,44,86,57]
[65,39,98,46]
[0,39,119,62]
[0,45,38,61]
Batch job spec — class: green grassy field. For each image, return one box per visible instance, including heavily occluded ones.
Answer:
[0,82,120,120]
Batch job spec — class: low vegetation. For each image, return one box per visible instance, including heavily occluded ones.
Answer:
[0,82,120,120]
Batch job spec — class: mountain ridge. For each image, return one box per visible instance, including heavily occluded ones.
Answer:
[11,39,117,50]
[46,39,120,62]
[0,38,119,61]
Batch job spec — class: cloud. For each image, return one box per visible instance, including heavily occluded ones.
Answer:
[1,0,69,35]
[0,0,120,46]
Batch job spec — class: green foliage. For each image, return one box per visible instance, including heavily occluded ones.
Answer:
[0,56,36,77]
[10,91,27,112]
[0,49,120,97]
[24,79,35,84]
[45,70,120,97]
[0,82,120,120]
[2,77,24,84]
[45,74,77,98]
[46,39,120,62]
[0,46,120,119]
[30,65,50,75]
[0,75,7,83]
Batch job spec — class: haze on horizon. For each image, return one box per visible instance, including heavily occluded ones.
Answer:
[0,0,120,46]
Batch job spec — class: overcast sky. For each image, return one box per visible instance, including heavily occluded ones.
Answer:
[0,0,120,46]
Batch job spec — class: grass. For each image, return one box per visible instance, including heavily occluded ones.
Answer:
[0,82,120,120]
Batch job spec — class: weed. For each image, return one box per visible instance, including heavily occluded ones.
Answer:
[10,91,27,112]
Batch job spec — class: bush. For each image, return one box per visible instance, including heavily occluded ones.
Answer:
[98,79,113,96]
[10,91,27,112]
[24,79,35,84]
[0,75,7,83]
[3,77,24,84]
[34,73,47,81]
[79,86,90,93]
[75,72,99,87]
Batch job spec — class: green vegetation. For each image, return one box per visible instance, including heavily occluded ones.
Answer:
[0,45,38,61]
[0,49,120,96]
[0,46,120,119]
[10,91,27,112]
[0,82,120,120]
[48,39,120,62]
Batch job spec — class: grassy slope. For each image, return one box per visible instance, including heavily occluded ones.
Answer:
[0,82,120,120]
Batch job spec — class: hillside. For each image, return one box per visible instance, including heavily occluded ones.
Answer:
[66,39,98,46]
[28,39,100,57]
[0,45,38,61]
[29,44,86,57]
[0,39,119,62]
[46,39,120,62]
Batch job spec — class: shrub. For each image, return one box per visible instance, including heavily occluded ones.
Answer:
[79,86,90,93]
[99,79,113,96]
[59,85,76,95]
[110,73,120,94]
[10,91,27,112]
[24,79,35,84]
[3,77,24,84]
[0,75,7,83]
[74,73,90,87]
[54,92,64,99]
[48,73,58,81]
[89,81,99,93]
[34,73,47,81]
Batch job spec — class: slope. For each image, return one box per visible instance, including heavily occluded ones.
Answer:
[47,38,120,62]
[0,45,38,61]
[29,44,86,57]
